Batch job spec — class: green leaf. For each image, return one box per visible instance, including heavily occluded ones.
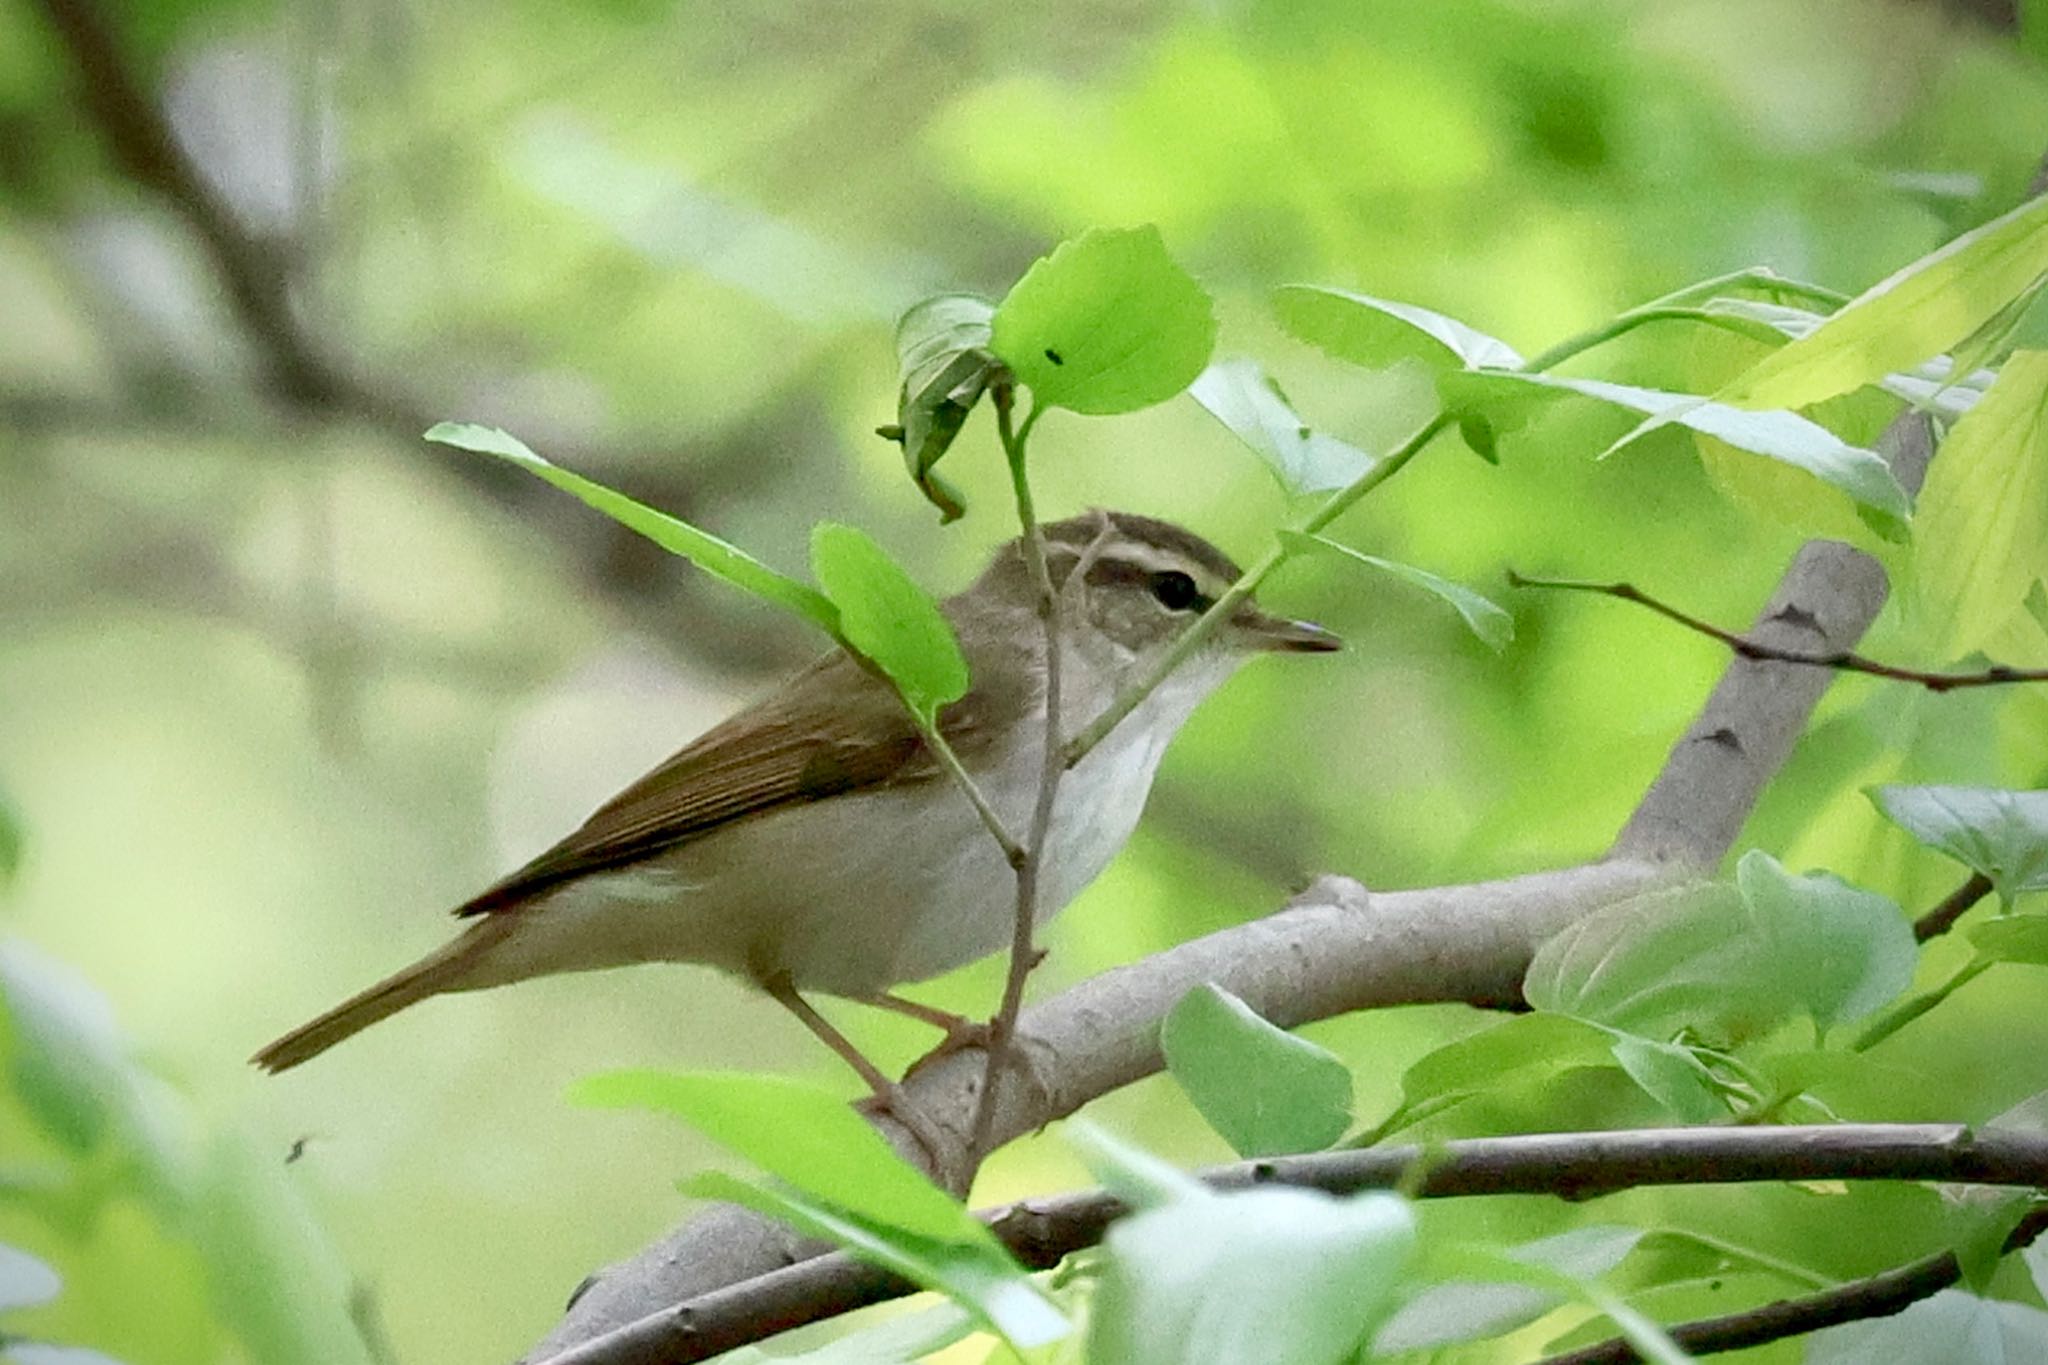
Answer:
[424,423,839,632]
[1281,532,1513,651]
[569,1070,981,1244]
[1870,785,2048,902]
[1808,1289,2048,1364]
[1909,351,2048,660]
[809,524,969,722]
[1436,371,1911,521]
[1396,1013,1613,1112]
[0,1240,60,1312]
[1376,1227,1645,1352]
[1696,297,1993,418]
[1088,1185,1415,1365]
[892,294,1000,522]
[1159,983,1352,1158]
[685,1171,1065,1352]
[1188,359,1375,494]
[1065,1121,1208,1211]
[1523,882,1772,1040]
[1967,917,2048,965]
[0,941,149,1159]
[990,226,1217,415]
[1273,285,1523,371]
[4,1345,130,1365]
[1719,192,2048,411]
[772,1302,974,1364]
[1605,1033,1727,1123]
[1733,850,1918,1038]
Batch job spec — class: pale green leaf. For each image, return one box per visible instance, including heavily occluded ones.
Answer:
[1809,1289,2048,1364]
[892,294,999,522]
[1396,1013,1612,1111]
[1160,983,1352,1158]
[1188,359,1375,494]
[1605,1032,1726,1123]
[685,1171,1065,1352]
[810,524,969,722]
[1273,285,1524,371]
[1065,1120,1208,1211]
[1281,532,1513,651]
[1375,1227,1645,1353]
[1719,192,2048,411]
[0,1241,59,1312]
[990,226,1216,415]
[425,423,839,631]
[1733,850,1918,1037]
[1436,370,1910,520]
[1089,1185,1415,1365]
[1909,350,2048,659]
[1698,297,1993,417]
[1968,917,2048,964]
[1870,784,2048,901]
[775,1303,974,1364]
[570,1070,981,1245]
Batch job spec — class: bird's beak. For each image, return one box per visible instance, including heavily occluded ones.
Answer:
[1237,609,1343,653]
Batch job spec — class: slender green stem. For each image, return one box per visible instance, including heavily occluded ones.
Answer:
[914,716,1023,867]
[1851,958,1992,1054]
[970,387,1064,1165]
[1062,409,1456,764]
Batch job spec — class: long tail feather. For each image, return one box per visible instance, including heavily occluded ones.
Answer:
[252,923,505,1073]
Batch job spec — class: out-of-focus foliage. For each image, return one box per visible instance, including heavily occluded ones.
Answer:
[9,0,2048,1360]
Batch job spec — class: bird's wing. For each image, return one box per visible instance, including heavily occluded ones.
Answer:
[456,646,1009,916]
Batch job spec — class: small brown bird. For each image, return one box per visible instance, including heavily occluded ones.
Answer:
[254,512,1338,1091]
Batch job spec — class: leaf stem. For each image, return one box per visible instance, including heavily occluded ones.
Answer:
[913,715,1024,868]
[971,386,1062,1165]
[1850,957,1991,1053]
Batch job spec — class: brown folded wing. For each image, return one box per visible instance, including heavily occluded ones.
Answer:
[456,650,958,916]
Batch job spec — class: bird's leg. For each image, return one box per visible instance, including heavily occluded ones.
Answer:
[760,974,950,1169]
[865,992,993,1052]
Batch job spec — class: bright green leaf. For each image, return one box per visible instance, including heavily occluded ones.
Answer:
[810,524,969,722]
[1967,917,2048,965]
[1808,1288,2048,1364]
[570,1070,981,1245]
[1160,983,1352,1158]
[0,1240,60,1312]
[1909,351,2048,660]
[1188,359,1375,494]
[1719,192,2048,411]
[1697,297,1993,418]
[1870,785,2048,902]
[1605,1032,1727,1123]
[1734,850,1918,1037]
[1088,1185,1415,1365]
[990,226,1217,415]
[1523,882,1774,1041]
[684,1171,1065,1352]
[1065,1121,1208,1211]
[1436,371,1911,521]
[892,294,1000,522]
[1273,285,1523,371]
[1376,1227,1644,1352]
[1281,532,1513,651]
[773,1303,974,1364]
[424,423,839,632]
[1397,1013,1613,1112]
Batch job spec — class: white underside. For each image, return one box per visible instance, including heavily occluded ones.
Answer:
[460,659,1229,999]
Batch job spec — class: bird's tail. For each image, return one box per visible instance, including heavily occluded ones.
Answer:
[252,920,510,1073]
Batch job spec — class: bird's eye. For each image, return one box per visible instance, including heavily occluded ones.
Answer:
[1149,570,1205,612]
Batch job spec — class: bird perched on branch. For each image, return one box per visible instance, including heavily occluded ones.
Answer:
[255,511,1338,1097]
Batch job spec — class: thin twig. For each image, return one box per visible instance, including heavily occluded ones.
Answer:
[969,385,1059,1166]
[1916,871,1995,942]
[1508,572,2048,692]
[532,1123,2048,1365]
[1535,1206,2048,1365]
[911,716,1024,868]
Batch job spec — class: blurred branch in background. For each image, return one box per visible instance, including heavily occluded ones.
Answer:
[21,0,829,682]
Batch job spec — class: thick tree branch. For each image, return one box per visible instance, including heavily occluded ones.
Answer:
[540,1124,2048,1365]
[527,401,1929,1359]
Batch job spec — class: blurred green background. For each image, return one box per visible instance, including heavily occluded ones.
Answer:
[6,0,2048,1360]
